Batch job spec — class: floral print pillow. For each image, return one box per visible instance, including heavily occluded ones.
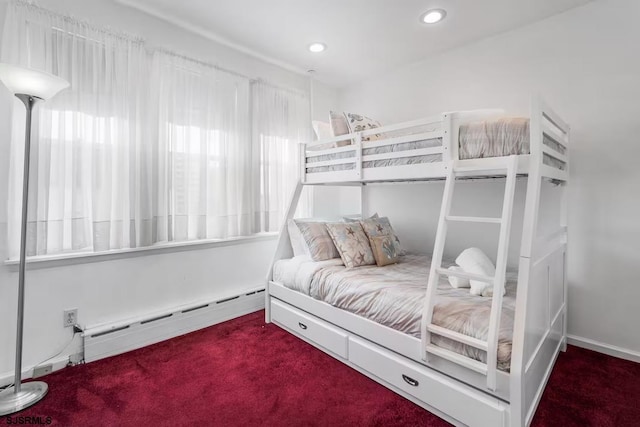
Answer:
[369,235,399,266]
[344,112,382,141]
[325,222,375,268]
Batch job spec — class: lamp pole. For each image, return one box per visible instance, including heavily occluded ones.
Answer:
[0,63,69,416]
[0,94,48,416]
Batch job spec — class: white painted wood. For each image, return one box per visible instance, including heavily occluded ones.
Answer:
[355,133,363,179]
[426,324,488,351]
[446,215,502,224]
[486,155,518,391]
[84,289,265,363]
[362,146,443,162]
[306,157,356,168]
[271,299,349,359]
[265,181,303,322]
[350,337,507,427]
[424,344,488,375]
[427,324,487,351]
[362,131,443,149]
[269,282,512,401]
[306,144,357,157]
[271,96,570,426]
[421,164,455,362]
[567,335,640,364]
[541,121,569,147]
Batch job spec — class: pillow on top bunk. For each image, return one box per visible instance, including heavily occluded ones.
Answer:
[312,121,333,141]
[294,220,340,261]
[325,222,375,268]
[343,112,382,142]
[368,235,399,267]
[360,216,406,258]
[329,111,352,147]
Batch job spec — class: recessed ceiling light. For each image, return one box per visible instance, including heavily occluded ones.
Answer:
[421,9,447,24]
[308,43,326,53]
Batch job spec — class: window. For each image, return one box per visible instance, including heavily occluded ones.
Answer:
[3,2,309,259]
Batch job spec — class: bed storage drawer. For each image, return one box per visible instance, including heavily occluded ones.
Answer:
[349,337,507,427]
[271,299,349,359]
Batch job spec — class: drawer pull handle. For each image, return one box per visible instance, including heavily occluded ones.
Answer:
[298,322,308,330]
[402,374,419,387]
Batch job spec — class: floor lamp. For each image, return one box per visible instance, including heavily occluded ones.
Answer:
[0,64,69,416]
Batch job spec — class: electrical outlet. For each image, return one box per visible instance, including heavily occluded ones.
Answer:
[63,308,78,328]
[33,363,52,378]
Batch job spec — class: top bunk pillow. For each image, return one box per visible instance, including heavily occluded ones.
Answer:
[312,120,333,141]
[344,112,382,142]
[330,111,383,144]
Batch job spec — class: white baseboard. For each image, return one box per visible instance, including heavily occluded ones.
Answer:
[84,287,265,363]
[1,287,266,387]
[567,335,640,363]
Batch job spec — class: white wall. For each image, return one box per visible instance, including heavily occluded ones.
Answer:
[339,0,640,355]
[0,0,337,379]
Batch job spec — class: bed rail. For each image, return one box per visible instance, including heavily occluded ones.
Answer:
[302,114,445,184]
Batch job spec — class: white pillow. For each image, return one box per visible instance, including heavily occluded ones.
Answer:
[287,219,307,257]
[312,120,332,141]
[455,247,502,297]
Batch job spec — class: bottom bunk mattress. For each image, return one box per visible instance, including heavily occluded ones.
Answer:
[272,254,516,372]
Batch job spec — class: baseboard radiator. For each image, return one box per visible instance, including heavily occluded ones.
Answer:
[84,288,265,363]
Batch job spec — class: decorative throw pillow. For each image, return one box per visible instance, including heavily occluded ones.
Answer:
[295,220,340,261]
[342,213,379,223]
[344,112,382,142]
[312,120,332,141]
[360,216,405,255]
[329,111,352,147]
[325,222,375,268]
[369,235,399,267]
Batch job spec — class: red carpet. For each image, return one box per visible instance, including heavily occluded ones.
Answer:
[1,310,639,426]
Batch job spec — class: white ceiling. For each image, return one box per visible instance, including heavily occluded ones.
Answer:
[118,0,591,88]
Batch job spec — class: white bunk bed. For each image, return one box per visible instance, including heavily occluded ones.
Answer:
[265,97,569,427]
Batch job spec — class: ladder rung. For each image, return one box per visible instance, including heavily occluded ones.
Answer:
[436,268,494,283]
[427,324,488,351]
[425,344,488,375]
[446,215,502,224]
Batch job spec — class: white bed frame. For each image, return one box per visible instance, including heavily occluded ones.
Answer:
[265,97,569,427]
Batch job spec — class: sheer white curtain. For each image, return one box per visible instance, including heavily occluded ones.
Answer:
[1,1,148,257]
[150,51,252,241]
[1,2,311,258]
[252,81,311,232]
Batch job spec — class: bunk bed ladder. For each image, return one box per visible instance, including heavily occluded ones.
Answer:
[421,155,518,392]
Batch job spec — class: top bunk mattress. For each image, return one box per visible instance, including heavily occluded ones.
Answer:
[306,117,565,173]
[273,254,516,371]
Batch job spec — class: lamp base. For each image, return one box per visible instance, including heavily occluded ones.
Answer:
[0,382,48,416]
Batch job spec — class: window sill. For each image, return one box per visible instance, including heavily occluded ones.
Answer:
[3,233,279,269]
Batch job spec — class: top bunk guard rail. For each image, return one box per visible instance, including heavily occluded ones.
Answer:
[301,99,569,185]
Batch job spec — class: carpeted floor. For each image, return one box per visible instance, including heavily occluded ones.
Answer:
[1,310,639,426]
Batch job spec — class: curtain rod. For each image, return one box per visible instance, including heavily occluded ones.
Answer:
[16,0,144,43]
[14,0,309,98]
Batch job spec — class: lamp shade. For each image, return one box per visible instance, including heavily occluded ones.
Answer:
[0,63,69,100]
